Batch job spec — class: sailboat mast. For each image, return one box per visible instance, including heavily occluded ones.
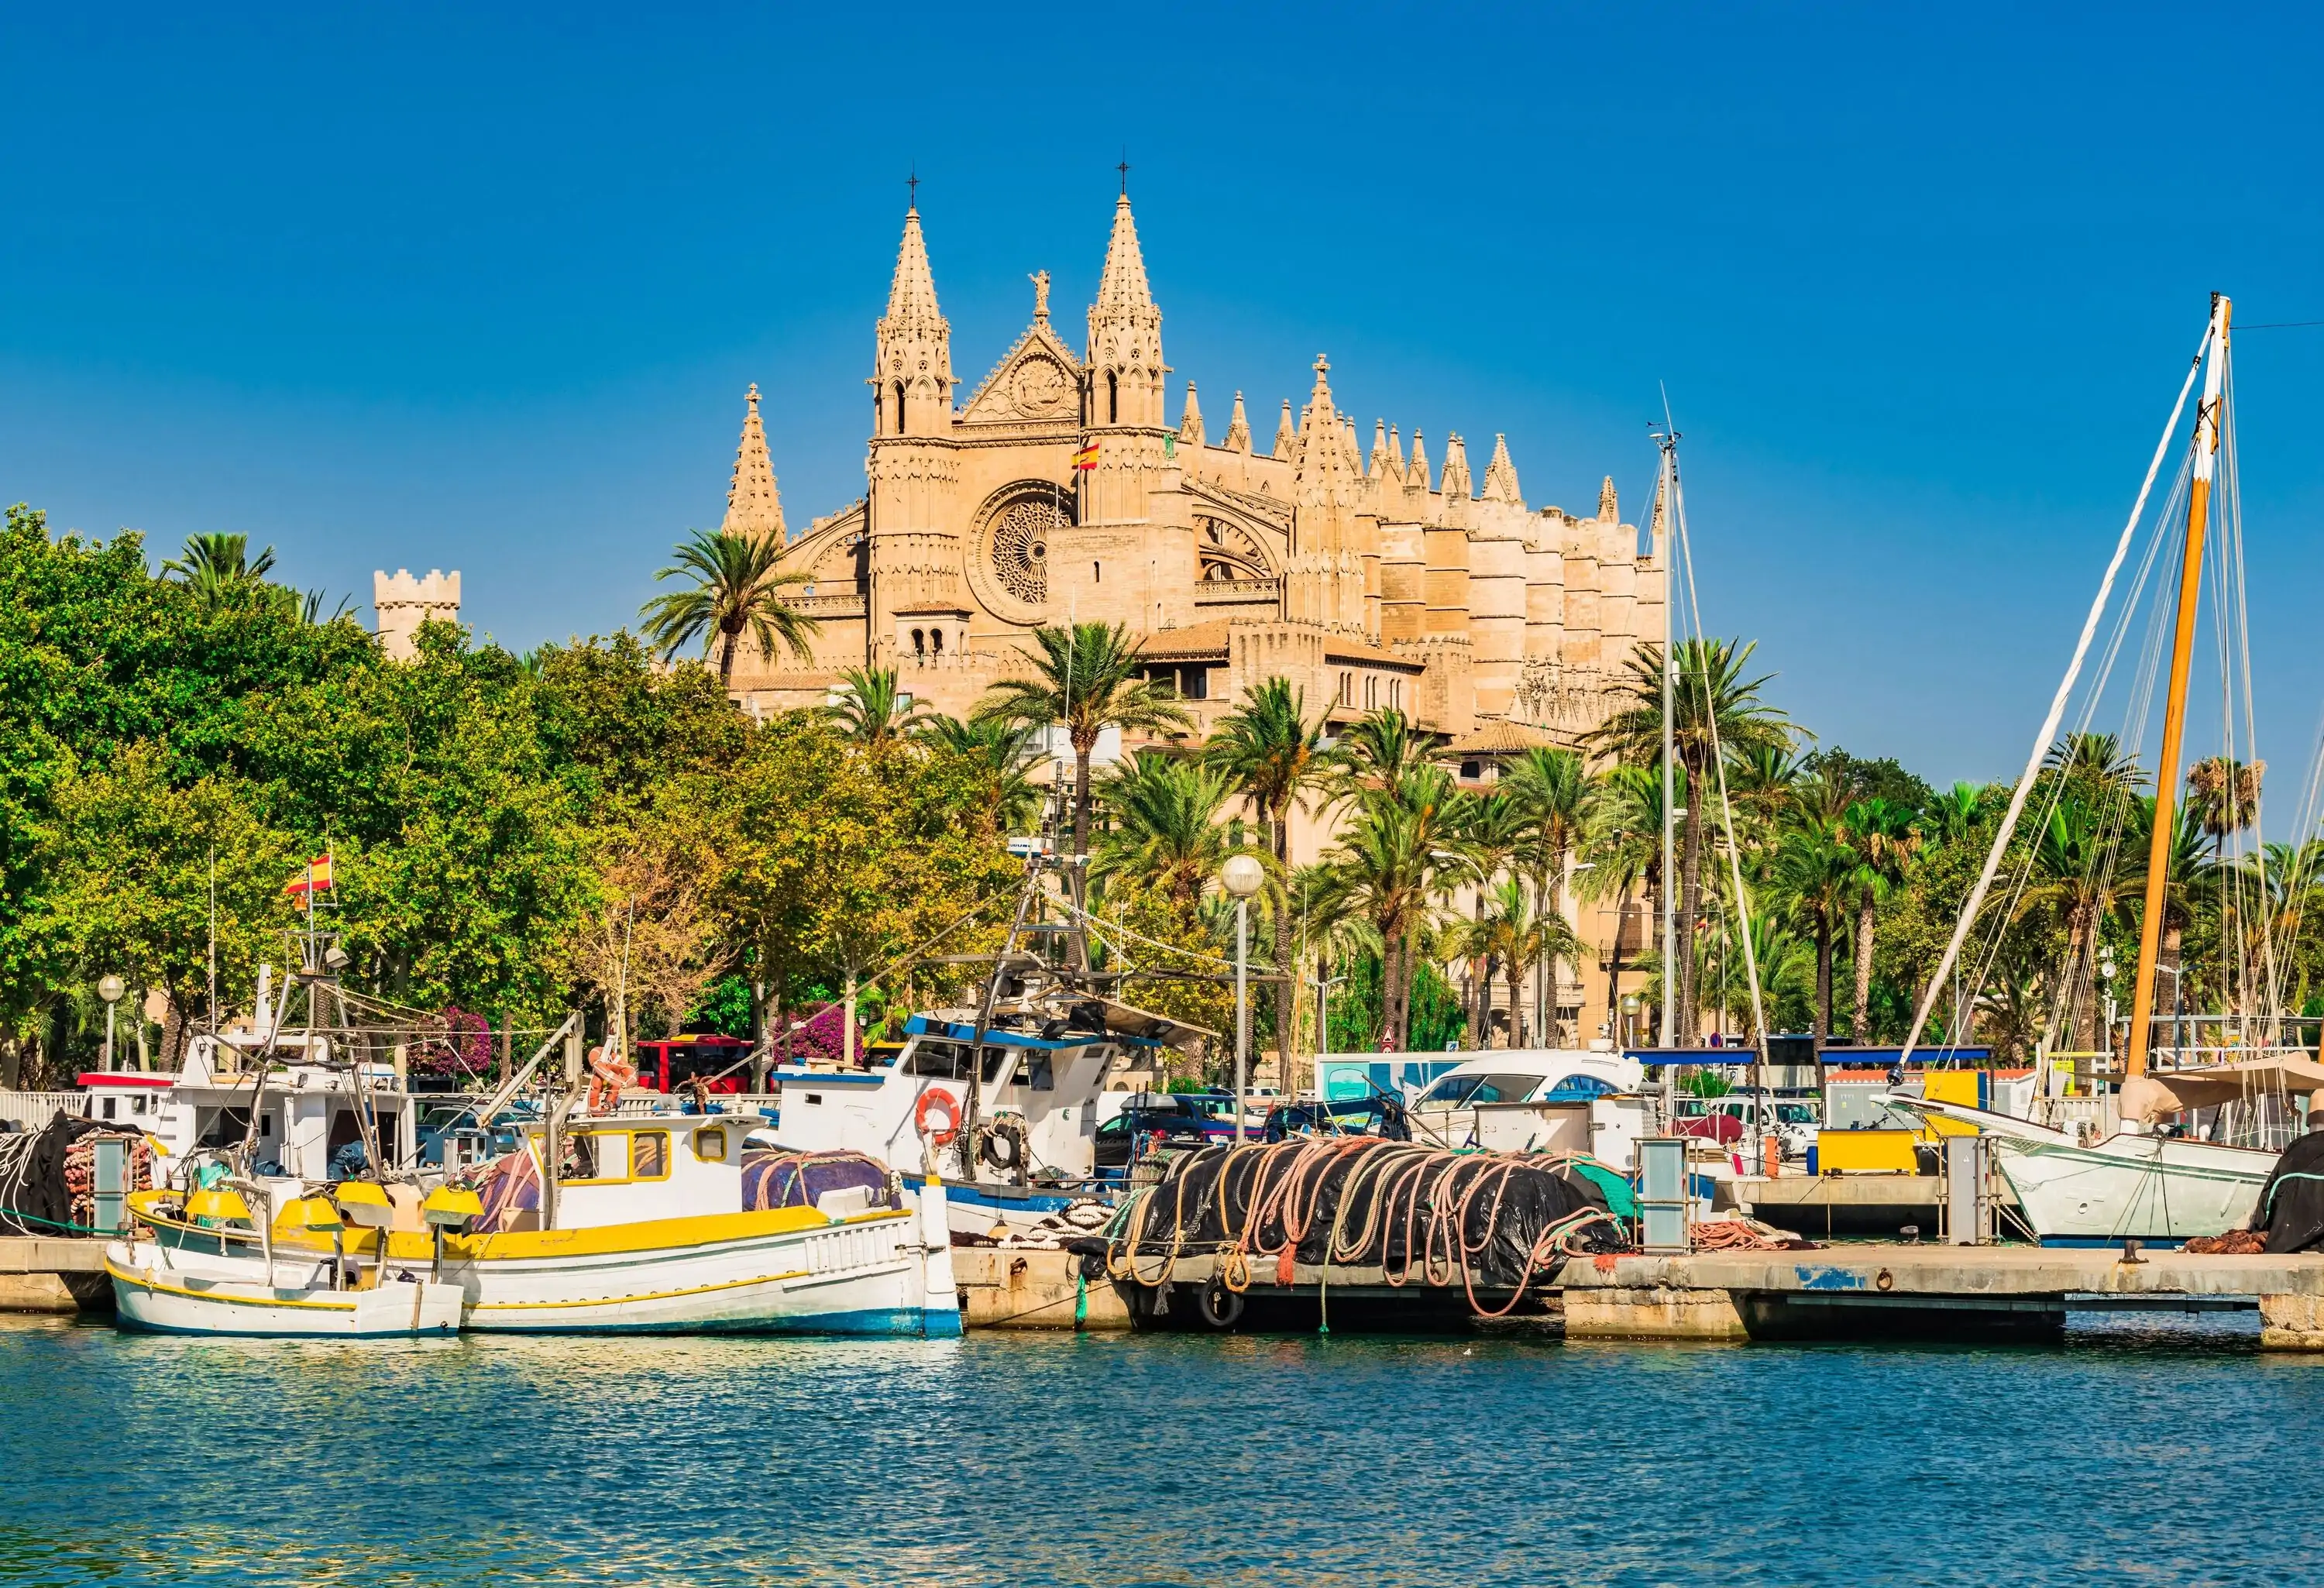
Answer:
[2124,291,2231,1081]
[1657,438,1679,1050]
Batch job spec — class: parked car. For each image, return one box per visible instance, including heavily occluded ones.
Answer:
[1092,1091,1245,1171]
[1264,1095,1411,1142]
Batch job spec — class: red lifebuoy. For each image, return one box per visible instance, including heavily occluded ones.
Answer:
[916,1087,962,1146]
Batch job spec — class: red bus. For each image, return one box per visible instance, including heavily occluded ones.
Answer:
[631,1033,755,1093]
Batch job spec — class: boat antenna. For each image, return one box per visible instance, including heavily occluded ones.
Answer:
[1896,307,2216,1067]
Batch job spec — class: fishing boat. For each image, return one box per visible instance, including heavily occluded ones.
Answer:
[108,1105,963,1336]
[1893,294,2305,1246]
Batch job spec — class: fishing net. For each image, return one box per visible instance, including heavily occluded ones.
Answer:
[741,1148,895,1212]
[0,1112,144,1236]
[1105,1139,1627,1316]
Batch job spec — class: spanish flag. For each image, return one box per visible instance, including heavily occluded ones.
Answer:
[284,854,335,895]
[1072,441,1099,471]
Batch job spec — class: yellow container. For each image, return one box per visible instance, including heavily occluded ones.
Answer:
[1816,1129,1920,1174]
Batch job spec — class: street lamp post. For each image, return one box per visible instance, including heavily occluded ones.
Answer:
[1222,854,1265,1143]
[98,974,125,1072]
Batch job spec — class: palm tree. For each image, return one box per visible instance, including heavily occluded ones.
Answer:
[163,532,277,604]
[975,623,1194,885]
[2186,757,2264,861]
[827,666,930,750]
[1207,679,1332,1081]
[923,716,1044,833]
[2044,731,2145,794]
[1451,877,1577,1052]
[1580,764,1669,1047]
[1092,751,1242,909]
[1923,782,1990,846]
[1502,746,1588,1043]
[1450,791,1528,1047]
[1841,797,1919,1043]
[1327,707,1442,796]
[1590,638,1793,1041]
[2016,792,2137,1054]
[1772,817,1855,1041]
[1319,765,1471,1047]
[640,527,820,687]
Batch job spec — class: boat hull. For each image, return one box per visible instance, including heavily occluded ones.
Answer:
[107,1243,463,1338]
[444,1208,961,1336]
[1992,1133,2271,1246]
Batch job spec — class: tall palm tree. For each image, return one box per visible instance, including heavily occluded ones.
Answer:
[1923,782,1990,846]
[827,666,930,750]
[973,622,1194,884]
[2016,792,2136,1054]
[163,532,277,604]
[1590,638,1793,1041]
[1580,764,1669,1046]
[2044,730,2145,794]
[923,716,1044,833]
[1502,746,1588,1044]
[1206,677,1332,1081]
[640,527,820,687]
[1772,817,1855,1041]
[1451,878,1577,1053]
[1319,765,1471,1048]
[1841,797,1919,1043]
[1328,707,1442,796]
[1092,751,1242,910]
[1450,791,1528,1047]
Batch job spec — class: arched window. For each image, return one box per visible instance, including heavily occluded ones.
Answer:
[911,628,926,658]
[1093,562,1102,584]
[931,628,944,655]
[1106,370,1118,424]
[894,380,908,435]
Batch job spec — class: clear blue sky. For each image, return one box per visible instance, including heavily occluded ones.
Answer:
[5,3,2322,787]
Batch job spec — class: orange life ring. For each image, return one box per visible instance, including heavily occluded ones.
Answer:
[915,1087,962,1146]
[586,1051,638,1112]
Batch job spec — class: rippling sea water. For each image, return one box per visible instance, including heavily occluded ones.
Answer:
[0,1311,2315,1586]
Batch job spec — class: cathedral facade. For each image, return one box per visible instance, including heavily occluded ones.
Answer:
[717,194,1667,761]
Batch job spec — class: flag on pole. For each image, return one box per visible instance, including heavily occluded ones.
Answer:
[284,854,335,895]
[1072,441,1099,471]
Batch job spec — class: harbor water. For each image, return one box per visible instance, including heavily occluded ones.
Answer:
[2,1313,2317,1586]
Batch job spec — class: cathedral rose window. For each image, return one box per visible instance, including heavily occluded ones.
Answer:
[989,499,1057,603]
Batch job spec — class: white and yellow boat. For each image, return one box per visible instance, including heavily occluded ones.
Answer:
[108,1112,962,1338]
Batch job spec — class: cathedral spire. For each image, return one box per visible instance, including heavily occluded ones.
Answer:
[1178,381,1204,448]
[1294,356,1358,510]
[1481,433,1521,504]
[874,204,953,437]
[1085,193,1164,428]
[1408,429,1431,495]
[1271,399,1296,459]
[1224,390,1252,453]
[1599,475,1618,521]
[721,383,787,542]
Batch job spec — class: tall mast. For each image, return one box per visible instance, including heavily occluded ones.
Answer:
[2124,292,2231,1081]
[1657,435,1678,1050]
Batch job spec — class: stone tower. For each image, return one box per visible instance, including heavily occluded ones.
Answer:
[373,569,460,661]
[866,205,964,657]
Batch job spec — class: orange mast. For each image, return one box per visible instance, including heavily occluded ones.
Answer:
[2123,293,2230,1080]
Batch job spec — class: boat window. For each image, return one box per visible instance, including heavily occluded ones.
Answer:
[1540,1074,1620,1103]
[560,1133,601,1181]
[197,1106,252,1148]
[1022,1054,1055,1091]
[979,1046,1017,1084]
[902,1040,971,1079]
[693,1126,730,1161]
[632,1132,669,1179]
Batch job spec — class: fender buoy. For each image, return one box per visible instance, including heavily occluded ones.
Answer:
[916,1088,962,1146]
[980,1119,1024,1170]
[1196,1277,1245,1329]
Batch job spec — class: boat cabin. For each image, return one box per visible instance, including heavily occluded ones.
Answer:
[515,1113,752,1229]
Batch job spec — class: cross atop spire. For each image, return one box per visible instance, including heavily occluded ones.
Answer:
[1117,153,1130,195]
[906,164,920,206]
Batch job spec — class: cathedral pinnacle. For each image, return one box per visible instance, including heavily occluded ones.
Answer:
[1271,399,1296,459]
[1085,192,1164,427]
[1178,381,1205,448]
[875,204,954,435]
[1224,391,1252,453]
[882,206,947,337]
[1442,434,1473,500]
[720,383,787,542]
[1408,429,1431,493]
[1481,434,1522,504]
[1371,418,1401,484]
[1599,475,1618,521]
[1294,361,1359,511]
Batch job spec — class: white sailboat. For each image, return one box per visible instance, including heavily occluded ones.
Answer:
[1898,294,2298,1245]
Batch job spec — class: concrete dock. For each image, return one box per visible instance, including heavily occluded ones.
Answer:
[0,1237,109,1314]
[1561,1246,2324,1347]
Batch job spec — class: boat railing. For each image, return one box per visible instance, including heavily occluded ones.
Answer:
[599,1092,781,1119]
[0,1090,91,1129]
